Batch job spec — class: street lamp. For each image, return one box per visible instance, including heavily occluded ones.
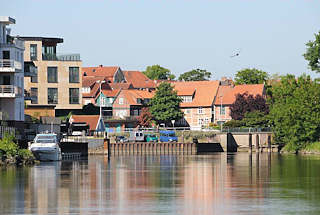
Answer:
[96,80,106,118]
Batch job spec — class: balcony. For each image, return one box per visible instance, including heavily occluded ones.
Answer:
[0,85,23,98]
[42,53,81,61]
[24,62,37,77]
[0,59,22,72]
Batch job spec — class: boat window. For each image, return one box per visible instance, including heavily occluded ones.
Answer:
[35,135,56,143]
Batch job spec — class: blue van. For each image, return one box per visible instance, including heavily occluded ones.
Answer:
[159,130,178,142]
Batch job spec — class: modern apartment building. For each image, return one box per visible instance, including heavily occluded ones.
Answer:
[21,36,82,117]
[0,17,25,122]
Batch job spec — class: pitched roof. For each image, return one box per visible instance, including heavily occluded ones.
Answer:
[117,89,154,105]
[82,66,119,78]
[123,71,156,89]
[215,84,265,105]
[82,76,105,88]
[70,115,100,131]
[173,81,220,107]
[82,80,112,98]
[109,82,134,90]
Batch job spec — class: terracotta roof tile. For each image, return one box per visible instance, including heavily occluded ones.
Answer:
[123,71,156,89]
[82,66,119,78]
[70,115,100,131]
[117,89,154,105]
[109,82,134,90]
[215,84,265,105]
[173,81,220,107]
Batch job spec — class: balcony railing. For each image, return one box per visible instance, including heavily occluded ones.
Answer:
[42,53,81,61]
[0,85,22,97]
[0,59,22,70]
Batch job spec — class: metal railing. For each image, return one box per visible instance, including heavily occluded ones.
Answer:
[0,125,16,139]
[221,127,272,133]
[0,85,22,96]
[0,59,22,70]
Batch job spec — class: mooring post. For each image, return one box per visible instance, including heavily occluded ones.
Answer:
[249,133,252,153]
[267,134,271,152]
[255,134,259,152]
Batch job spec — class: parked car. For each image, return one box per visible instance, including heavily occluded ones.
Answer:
[115,136,128,143]
[129,131,145,142]
[145,134,158,142]
[159,130,178,142]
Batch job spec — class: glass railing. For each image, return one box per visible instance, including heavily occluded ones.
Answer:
[42,53,81,61]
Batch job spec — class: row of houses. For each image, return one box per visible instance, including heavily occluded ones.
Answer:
[0,16,265,135]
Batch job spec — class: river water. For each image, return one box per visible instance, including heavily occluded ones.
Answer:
[1,153,320,215]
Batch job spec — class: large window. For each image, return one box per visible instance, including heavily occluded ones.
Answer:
[69,88,79,104]
[198,107,203,114]
[31,88,38,104]
[31,66,38,83]
[220,106,225,115]
[47,67,58,83]
[69,67,79,83]
[48,88,58,104]
[30,44,37,61]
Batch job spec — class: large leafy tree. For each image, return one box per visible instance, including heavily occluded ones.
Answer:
[268,74,320,151]
[137,107,152,127]
[230,93,269,120]
[235,68,269,85]
[303,31,320,73]
[178,69,211,81]
[149,82,183,125]
[143,65,175,80]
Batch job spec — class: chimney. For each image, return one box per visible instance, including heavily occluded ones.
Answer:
[99,64,103,67]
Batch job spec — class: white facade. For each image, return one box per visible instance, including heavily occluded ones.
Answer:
[0,16,25,121]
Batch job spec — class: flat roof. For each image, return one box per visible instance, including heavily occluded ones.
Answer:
[0,16,15,24]
[18,37,63,44]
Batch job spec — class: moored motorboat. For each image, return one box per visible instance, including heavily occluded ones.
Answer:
[28,133,62,161]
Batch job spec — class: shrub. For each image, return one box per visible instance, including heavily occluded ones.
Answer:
[0,133,18,157]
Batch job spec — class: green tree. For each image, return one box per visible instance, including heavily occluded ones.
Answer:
[143,65,175,80]
[269,74,320,152]
[178,69,211,81]
[149,82,183,125]
[235,68,269,85]
[303,31,320,73]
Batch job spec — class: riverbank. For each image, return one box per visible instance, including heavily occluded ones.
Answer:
[0,133,37,166]
[281,142,320,154]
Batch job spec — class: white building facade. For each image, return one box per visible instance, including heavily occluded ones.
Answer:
[0,16,25,121]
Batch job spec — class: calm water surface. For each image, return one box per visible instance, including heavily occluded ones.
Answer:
[1,153,320,215]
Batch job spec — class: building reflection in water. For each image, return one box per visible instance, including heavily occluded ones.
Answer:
[0,153,276,215]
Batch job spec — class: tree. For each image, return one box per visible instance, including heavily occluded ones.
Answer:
[149,82,183,125]
[143,65,175,80]
[268,74,320,151]
[137,107,152,127]
[235,68,269,85]
[178,69,211,81]
[230,93,269,120]
[303,31,320,73]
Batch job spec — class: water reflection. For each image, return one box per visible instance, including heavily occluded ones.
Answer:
[1,153,320,214]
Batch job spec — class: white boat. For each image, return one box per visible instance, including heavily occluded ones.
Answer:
[28,133,62,161]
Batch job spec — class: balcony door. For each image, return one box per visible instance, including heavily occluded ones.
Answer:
[3,75,10,85]
[2,51,10,59]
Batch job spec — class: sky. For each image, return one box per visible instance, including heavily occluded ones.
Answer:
[2,0,320,79]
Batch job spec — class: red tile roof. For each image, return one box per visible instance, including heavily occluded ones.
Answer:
[70,115,100,131]
[215,84,265,105]
[109,82,134,90]
[173,81,220,107]
[116,89,154,105]
[123,71,156,89]
[82,76,106,88]
[82,66,119,78]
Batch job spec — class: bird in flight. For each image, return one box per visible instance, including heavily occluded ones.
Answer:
[230,49,242,58]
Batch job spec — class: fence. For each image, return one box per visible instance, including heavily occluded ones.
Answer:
[0,125,16,139]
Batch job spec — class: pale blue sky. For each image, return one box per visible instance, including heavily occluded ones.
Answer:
[2,0,320,79]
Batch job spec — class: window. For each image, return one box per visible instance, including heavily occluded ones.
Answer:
[31,88,38,104]
[204,118,209,124]
[30,44,37,61]
[47,67,58,83]
[137,98,142,104]
[69,88,79,104]
[186,109,191,114]
[69,67,79,83]
[109,98,113,103]
[198,107,203,114]
[119,98,124,105]
[198,118,204,125]
[220,106,225,115]
[31,66,38,83]
[48,88,58,104]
